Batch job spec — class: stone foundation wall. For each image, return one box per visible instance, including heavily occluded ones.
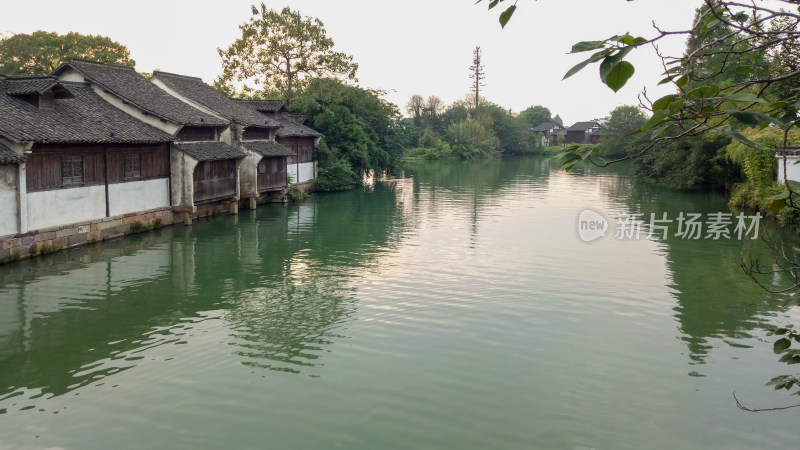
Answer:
[0,207,175,264]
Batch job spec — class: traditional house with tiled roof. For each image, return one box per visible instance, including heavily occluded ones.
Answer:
[565,121,601,144]
[236,99,322,187]
[531,122,564,147]
[52,60,245,221]
[0,76,175,258]
[151,71,293,206]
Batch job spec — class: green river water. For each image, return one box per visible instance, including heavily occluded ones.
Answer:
[1,157,799,449]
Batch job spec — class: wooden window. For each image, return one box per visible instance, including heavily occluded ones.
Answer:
[242,128,270,140]
[61,155,83,187]
[299,144,313,163]
[124,153,142,180]
[176,126,215,141]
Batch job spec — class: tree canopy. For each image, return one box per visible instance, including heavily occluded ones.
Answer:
[216,4,358,106]
[293,78,403,187]
[0,31,134,76]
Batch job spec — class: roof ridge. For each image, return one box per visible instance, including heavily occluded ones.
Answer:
[152,70,203,81]
[65,58,136,70]
[5,75,58,81]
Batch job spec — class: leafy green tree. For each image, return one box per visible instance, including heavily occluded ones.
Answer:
[0,31,134,76]
[633,134,732,189]
[476,102,524,153]
[216,4,358,106]
[406,95,424,127]
[597,105,649,158]
[446,119,499,159]
[518,105,555,129]
[441,101,470,128]
[293,78,402,184]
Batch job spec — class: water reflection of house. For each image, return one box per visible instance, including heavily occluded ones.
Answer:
[236,100,322,188]
[0,75,173,256]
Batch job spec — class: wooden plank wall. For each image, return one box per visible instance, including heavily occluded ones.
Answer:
[26,144,170,192]
[257,156,287,191]
[193,159,237,202]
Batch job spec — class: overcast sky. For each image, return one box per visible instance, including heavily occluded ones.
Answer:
[3,0,712,124]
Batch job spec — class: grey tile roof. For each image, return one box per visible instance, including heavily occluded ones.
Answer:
[0,79,174,144]
[236,99,286,113]
[567,121,600,131]
[152,71,280,129]
[532,122,560,132]
[0,141,25,164]
[233,99,320,138]
[174,141,246,162]
[274,117,322,138]
[243,140,294,157]
[5,77,60,95]
[52,60,228,127]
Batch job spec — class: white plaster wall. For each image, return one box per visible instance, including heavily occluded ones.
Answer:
[297,161,315,183]
[777,156,800,184]
[0,165,19,236]
[171,148,199,206]
[239,150,260,196]
[27,186,106,230]
[108,178,170,216]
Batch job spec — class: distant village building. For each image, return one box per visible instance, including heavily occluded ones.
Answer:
[236,100,322,187]
[565,121,601,144]
[531,122,564,147]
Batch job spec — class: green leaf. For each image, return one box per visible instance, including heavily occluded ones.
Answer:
[676,74,688,88]
[599,47,634,82]
[771,191,790,201]
[650,123,676,139]
[719,126,769,150]
[685,84,719,99]
[563,50,610,80]
[775,337,792,353]
[604,61,635,92]
[570,41,605,53]
[641,109,669,132]
[725,93,767,103]
[487,0,500,9]
[736,66,756,74]
[776,328,789,336]
[499,5,516,28]
[724,109,788,129]
[652,95,676,112]
[622,36,648,46]
[787,180,800,192]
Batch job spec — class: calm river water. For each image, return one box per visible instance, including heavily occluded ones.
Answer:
[1,157,799,449]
